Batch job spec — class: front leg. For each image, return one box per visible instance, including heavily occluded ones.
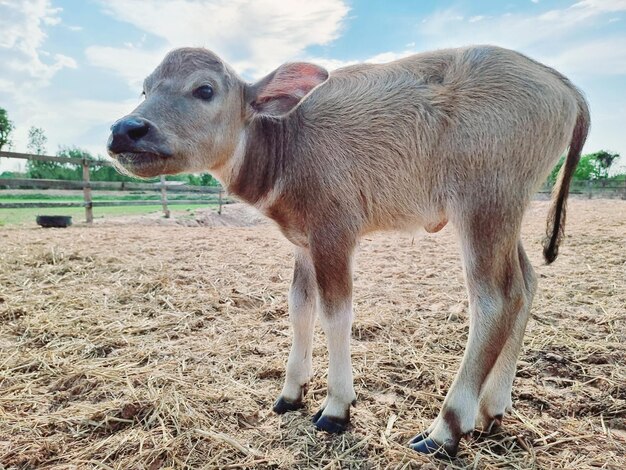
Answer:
[310,233,357,433]
[274,247,318,414]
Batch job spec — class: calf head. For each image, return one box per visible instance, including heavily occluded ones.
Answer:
[107,47,328,179]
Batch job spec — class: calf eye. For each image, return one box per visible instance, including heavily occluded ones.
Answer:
[193,85,214,101]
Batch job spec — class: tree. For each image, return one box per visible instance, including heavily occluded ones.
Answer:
[185,173,219,186]
[55,146,159,182]
[0,107,14,151]
[590,150,619,179]
[27,126,47,155]
[26,127,62,179]
[59,147,106,181]
[547,150,621,184]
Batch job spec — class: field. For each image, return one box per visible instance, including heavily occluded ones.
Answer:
[0,199,624,469]
[0,191,220,226]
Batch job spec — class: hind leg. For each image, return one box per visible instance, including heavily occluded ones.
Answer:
[411,208,529,457]
[476,242,537,432]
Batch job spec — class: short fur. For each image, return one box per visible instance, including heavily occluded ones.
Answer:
[107,45,589,458]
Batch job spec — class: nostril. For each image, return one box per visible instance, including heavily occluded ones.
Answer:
[112,117,151,142]
[127,122,150,140]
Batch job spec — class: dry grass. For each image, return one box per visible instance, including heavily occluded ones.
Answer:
[0,199,624,469]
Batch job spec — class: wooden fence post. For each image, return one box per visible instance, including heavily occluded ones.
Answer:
[218,188,223,215]
[82,158,93,224]
[160,175,170,218]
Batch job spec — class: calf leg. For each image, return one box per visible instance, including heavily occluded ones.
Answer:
[411,212,528,457]
[476,242,537,431]
[274,247,318,413]
[310,233,357,433]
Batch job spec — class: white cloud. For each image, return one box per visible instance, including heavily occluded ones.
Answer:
[539,0,626,23]
[468,15,486,23]
[365,49,415,64]
[574,0,626,13]
[416,1,626,77]
[87,0,350,85]
[0,0,81,162]
[308,48,425,72]
[546,37,626,75]
[307,57,357,72]
[0,0,76,84]
[86,46,164,89]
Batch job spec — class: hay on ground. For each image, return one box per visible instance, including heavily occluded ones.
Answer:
[0,199,624,469]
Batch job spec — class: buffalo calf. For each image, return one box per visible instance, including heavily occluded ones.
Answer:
[108,45,589,458]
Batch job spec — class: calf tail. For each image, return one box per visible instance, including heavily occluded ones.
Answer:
[542,95,590,264]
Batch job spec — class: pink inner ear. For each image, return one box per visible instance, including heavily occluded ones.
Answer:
[258,63,328,102]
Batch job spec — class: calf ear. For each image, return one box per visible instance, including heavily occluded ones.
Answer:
[246,62,328,117]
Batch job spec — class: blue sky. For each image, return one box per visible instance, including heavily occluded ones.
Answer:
[1,0,625,172]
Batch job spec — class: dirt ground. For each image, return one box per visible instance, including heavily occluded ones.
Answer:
[0,199,624,469]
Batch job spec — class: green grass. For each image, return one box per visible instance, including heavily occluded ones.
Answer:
[0,192,223,225]
[0,204,215,226]
[0,193,214,202]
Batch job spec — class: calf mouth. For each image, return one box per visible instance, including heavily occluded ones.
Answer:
[111,151,169,178]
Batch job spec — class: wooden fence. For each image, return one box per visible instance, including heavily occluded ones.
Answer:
[538,179,626,199]
[0,151,228,223]
[1,151,624,225]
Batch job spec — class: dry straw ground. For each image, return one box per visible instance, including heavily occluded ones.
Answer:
[0,199,624,469]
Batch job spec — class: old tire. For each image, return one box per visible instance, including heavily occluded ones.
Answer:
[36,215,73,228]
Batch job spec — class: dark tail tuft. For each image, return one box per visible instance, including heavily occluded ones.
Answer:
[542,94,590,264]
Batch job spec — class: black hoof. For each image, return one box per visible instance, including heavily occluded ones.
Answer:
[312,408,324,423]
[409,435,457,459]
[489,413,503,431]
[409,431,429,444]
[473,413,504,438]
[272,396,304,414]
[313,414,349,434]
